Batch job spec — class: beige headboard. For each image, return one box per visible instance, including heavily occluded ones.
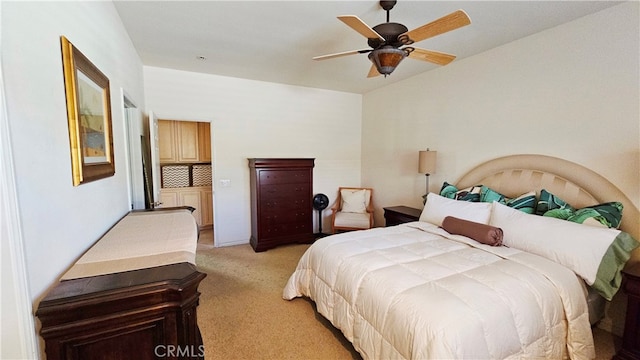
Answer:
[455,154,640,263]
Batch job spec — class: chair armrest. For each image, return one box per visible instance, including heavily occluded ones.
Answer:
[331,195,342,213]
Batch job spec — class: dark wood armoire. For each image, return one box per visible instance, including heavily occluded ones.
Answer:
[248,158,315,251]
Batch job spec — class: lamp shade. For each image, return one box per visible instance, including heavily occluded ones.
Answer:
[368,46,407,76]
[418,150,437,174]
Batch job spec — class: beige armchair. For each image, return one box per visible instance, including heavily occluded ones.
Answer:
[330,187,374,233]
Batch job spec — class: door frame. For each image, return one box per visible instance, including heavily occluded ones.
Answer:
[148,114,216,243]
[122,91,145,210]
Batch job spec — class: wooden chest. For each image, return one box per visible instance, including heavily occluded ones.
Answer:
[35,208,205,360]
[36,263,206,360]
[248,158,315,251]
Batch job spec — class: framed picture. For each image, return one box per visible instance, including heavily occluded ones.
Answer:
[60,36,115,186]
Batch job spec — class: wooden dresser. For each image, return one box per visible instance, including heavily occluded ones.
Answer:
[383,206,422,226]
[36,208,205,360]
[37,263,205,360]
[615,262,640,360]
[248,158,315,252]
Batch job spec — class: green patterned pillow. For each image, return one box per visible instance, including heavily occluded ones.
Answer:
[480,186,537,214]
[479,186,505,203]
[568,202,624,229]
[543,208,574,220]
[440,182,481,202]
[536,189,574,215]
[505,191,537,214]
[539,189,624,229]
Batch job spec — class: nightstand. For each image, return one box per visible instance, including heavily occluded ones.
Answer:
[615,263,640,360]
[383,206,422,227]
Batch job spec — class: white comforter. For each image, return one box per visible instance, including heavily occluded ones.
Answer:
[283,222,595,360]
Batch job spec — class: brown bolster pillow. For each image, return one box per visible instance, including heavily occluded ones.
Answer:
[442,216,504,246]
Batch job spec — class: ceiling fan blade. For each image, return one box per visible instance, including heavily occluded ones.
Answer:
[338,15,385,41]
[402,10,471,43]
[408,48,456,65]
[313,49,371,61]
[367,64,380,78]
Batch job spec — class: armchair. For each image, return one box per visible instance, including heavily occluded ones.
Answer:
[330,187,374,233]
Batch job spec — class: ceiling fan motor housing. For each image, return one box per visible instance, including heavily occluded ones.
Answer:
[368,22,410,49]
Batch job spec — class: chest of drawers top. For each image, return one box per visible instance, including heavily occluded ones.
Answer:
[249,158,315,168]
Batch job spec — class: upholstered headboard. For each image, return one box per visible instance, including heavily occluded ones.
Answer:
[455,154,640,263]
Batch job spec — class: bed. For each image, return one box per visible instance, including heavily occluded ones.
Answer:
[283,154,640,359]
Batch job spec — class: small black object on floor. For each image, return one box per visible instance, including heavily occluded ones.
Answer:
[313,193,330,241]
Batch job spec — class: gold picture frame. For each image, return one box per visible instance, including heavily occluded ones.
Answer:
[61,36,115,186]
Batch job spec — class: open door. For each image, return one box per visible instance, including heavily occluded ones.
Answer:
[123,98,145,210]
[148,111,162,208]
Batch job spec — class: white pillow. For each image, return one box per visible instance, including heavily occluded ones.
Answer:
[419,193,492,226]
[489,201,617,287]
[341,189,367,213]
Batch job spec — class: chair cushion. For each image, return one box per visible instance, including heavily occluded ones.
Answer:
[341,189,368,213]
[334,212,371,229]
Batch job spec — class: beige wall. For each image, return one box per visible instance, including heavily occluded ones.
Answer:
[362,2,639,227]
[2,1,145,357]
[143,67,363,245]
[2,1,145,298]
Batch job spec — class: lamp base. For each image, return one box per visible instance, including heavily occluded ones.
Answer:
[425,173,430,195]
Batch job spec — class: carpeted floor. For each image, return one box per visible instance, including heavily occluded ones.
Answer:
[195,229,621,359]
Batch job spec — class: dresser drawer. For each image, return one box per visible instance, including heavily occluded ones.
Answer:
[260,184,310,200]
[261,198,309,213]
[260,206,311,223]
[260,221,312,239]
[259,170,310,185]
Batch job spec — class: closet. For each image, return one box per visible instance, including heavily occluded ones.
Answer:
[158,120,213,228]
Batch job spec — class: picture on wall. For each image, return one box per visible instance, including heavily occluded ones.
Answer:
[60,36,115,186]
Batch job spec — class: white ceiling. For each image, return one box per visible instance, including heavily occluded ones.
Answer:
[113,1,622,94]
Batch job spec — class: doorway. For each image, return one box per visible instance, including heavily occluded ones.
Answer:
[155,119,214,233]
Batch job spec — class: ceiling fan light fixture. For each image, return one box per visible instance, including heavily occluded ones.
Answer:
[315,3,471,79]
[368,46,410,77]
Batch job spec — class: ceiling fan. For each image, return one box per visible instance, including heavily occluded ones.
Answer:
[313,0,471,78]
